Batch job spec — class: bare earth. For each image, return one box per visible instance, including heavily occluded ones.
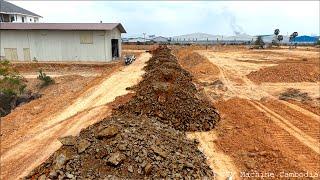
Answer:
[0,53,150,180]
[1,46,319,180]
[182,47,319,179]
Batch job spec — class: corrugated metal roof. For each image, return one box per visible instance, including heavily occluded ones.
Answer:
[0,23,126,33]
[0,0,41,17]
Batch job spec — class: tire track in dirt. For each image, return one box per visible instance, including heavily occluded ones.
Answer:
[261,100,320,140]
[199,51,319,149]
[278,100,320,123]
[0,53,151,180]
[194,50,319,177]
[250,101,319,154]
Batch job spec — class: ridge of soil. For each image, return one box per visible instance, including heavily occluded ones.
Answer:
[247,63,320,83]
[117,46,220,131]
[26,46,218,179]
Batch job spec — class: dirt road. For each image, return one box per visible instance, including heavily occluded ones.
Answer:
[0,53,151,180]
[186,49,319,179]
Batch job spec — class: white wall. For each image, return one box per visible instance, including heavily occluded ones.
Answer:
[0,29,122,62]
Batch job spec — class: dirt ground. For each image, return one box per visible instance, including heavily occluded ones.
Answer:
[1,45,319,179]
[0,53,151,179]
[179,46,319,179]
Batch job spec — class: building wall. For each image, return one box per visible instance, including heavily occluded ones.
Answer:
[0,29,122,62]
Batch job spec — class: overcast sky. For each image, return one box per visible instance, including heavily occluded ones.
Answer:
[10,1,320,37]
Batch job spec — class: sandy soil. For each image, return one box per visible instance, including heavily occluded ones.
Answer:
[0,53,150,180]
[178,48,319,179]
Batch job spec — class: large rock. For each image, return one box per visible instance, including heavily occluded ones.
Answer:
[107,151,126,166]
[58,136,77,146]
[77,139,91,153]
[151,145,167,158]
[96,125,119,139]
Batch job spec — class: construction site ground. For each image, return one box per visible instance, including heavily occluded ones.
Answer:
[0,45,319,179]
[176,46,319,179]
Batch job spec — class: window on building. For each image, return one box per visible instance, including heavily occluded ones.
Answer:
[10,16,15,22]
[80,32,93,44]
[22,16,25,22]
[30,18,32,22]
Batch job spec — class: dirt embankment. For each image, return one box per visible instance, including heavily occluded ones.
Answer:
[12,62,121,74]
[174,48,220,82]
[213,98,320,178]
[26,46,218,179]
[247,63,320,83]
[0,63,122,154]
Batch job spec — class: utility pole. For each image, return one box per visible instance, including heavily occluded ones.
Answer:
[143,33,146,45]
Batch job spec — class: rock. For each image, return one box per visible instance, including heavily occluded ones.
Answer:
[244,160,256,169]
[58,136,76,146]
[66,172,75,179]
[151,145,167,158]
[184,162,194,169]
[259,151,268,156]
[77,139,91,153]
[144,163,152,175]
[38,174,46,180]
[118,143,127,151]
[128,165,134,173]
[107,151,126,166]
[49,170,58,178]
[54,153,67,169]
[247,152,256,157]
[97,125,119,139]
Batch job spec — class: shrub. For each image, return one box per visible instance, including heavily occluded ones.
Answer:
[0,60,26,96]
[37,69,54,88]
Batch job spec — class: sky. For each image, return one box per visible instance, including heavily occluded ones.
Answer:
[9,1,320,37]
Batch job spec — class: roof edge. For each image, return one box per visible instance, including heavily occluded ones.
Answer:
[115,23,126,33]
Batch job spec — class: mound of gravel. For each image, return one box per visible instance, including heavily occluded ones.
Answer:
[279,88,312,102]
[117,46,220,131]
[26,115,214,179]
[26,46,218,179]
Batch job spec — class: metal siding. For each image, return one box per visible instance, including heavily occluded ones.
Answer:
[0,29,121,61]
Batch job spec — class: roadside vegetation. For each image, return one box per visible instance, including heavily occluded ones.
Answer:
[37,69,54,88]
[0,60,26,96]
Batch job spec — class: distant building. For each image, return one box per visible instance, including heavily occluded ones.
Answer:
[0,0,42,23]
[0,23,126,61]
[151,36,169,43]
[294,35,319,44]
[126,37,149,43]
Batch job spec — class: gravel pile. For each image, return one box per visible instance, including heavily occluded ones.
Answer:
[279,88,312,102]
[26,46,218,179]
[26,115,214,179]
[117,46,220,131]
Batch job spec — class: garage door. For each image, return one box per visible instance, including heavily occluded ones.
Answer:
[4,48,18,60]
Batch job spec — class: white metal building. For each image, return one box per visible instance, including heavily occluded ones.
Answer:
[0,23,126,62]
